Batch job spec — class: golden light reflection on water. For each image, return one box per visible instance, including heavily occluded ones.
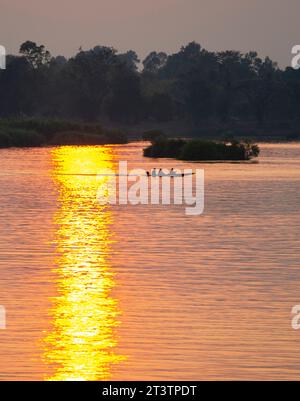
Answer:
[44,146,125,381]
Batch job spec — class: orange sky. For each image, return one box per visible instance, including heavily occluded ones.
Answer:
[0,0,299,66]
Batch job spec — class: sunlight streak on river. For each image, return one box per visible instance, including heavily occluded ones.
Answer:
[43,146,125,381]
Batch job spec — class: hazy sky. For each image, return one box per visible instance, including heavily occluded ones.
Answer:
[1,0,299,66]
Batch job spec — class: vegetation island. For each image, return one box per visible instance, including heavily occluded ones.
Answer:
[143,131,260,161]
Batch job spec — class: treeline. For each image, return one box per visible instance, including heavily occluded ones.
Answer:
[1,41,300,137]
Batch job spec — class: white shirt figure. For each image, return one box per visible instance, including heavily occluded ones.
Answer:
[158,169,169,177]
[151,168,157,177]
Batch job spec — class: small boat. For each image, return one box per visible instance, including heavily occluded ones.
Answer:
[146,171,195,177]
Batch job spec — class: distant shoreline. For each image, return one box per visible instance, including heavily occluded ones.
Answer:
[0,117,299,149]
[0,118,128,148]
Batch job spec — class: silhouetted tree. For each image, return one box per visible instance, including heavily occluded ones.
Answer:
[19,41,51,69]
[118,50,140,71]
[143,51,167,73]
[0,40,299,132]
[239,57,278,125]
[62,46,118,120]
[105,64,144,123]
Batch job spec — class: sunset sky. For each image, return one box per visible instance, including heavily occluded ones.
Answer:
[0,0,299,66]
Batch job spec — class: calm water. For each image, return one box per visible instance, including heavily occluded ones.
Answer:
[0,142,299,380]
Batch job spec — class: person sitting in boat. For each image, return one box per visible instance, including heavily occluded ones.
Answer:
[170,168,176,176]
[151,168,157,177]
[158,168,169,177]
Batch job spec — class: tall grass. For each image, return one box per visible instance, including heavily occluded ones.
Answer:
[0,128,45,148]
[0,118,128,147]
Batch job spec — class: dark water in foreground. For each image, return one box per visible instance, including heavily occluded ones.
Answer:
[0,142,299,380]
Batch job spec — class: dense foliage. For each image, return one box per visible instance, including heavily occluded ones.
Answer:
[1,40,300,138]
[144,138,260,161]
[0,118,128,147]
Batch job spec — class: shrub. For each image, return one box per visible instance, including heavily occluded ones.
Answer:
[0,131,13,148]
[144,139,186,158]
[0,118,105,139]
[142,130,166,143]
[286,132,300,141]
[104,129,128,144]
[144,138,260,161]
[49,132,107,146]
[0,118,128,146]
[5,128,45,147]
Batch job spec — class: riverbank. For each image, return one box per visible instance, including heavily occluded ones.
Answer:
[112,119,300,143]
[0,118,128,148]
[0,118,298,149]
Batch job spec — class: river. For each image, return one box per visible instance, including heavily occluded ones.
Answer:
[0,142,299,380]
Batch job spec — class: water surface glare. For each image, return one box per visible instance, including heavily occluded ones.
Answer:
[0,142,299,380]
